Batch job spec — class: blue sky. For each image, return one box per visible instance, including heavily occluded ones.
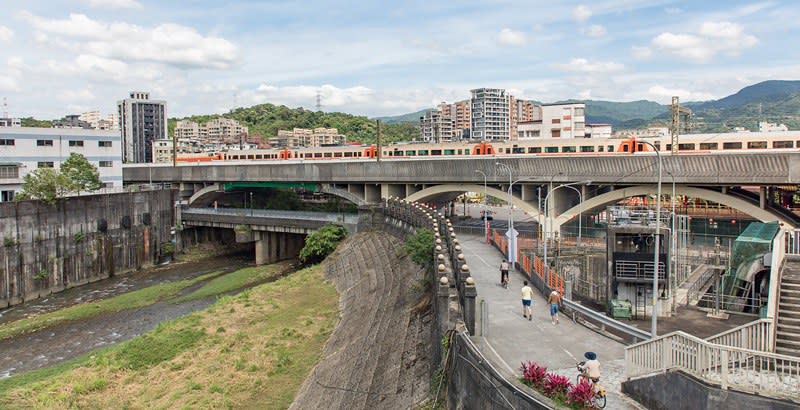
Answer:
[1,0,798,119]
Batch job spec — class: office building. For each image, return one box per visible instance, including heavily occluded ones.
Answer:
[0,127,122,201]
[117,91,167,163]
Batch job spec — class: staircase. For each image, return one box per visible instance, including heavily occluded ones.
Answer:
[776,255,800,356]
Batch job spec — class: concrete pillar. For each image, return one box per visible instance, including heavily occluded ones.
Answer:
[405,184,420,198]
[463,277,477,336]
[760,186,767,209]
[365,184,381,203]
[269,232,278,262]
[255,233,269,265]
[521,183,536,202]
[437,274,451,337]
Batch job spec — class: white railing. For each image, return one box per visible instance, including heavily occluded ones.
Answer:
[786,229,800,256]
[626,330,800,402]
[705,319,773,352]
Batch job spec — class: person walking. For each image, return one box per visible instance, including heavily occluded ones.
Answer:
[500,259,510,288]
[521,281,533,320]
[548,290,562,325]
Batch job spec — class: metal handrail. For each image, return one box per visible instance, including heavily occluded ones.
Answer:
[562,298,652,342]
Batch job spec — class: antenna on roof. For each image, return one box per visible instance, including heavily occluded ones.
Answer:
[2,97,7,118]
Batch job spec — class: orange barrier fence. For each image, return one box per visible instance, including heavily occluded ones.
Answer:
[490,229,565,295]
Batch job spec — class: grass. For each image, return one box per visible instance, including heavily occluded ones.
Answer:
[0,271,219,341]
[0,263,340,409]
[172,261,291,304]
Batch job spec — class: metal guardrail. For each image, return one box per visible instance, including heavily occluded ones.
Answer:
[182,207,360,224]
[562,298,652,342]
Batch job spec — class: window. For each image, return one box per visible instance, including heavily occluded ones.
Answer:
[0,165,19,179]
[0,139,14,146]
[1,190,14,202]
[699,143,718,150]
[37,161,54,168]
[98,141,113,147]
[723,142,742,150]
[69,140,84,147]
[552,119,561,124]
[678,143,696,151]
[562,146,576,153]
[575,107,585,116]
[747,141,767,149]
[773,141,794,149]
[580,146,595,152]
[37,140,53,146]
[545,147,559,153]
[99,161,113,167]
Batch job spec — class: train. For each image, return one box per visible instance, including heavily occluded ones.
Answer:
[175,131,800,163]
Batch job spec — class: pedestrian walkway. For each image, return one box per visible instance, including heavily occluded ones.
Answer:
[458,234,644,410]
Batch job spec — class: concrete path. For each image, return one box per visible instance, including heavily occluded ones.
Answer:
[458,234,645,410]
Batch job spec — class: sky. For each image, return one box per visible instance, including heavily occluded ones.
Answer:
[1,0,799,119]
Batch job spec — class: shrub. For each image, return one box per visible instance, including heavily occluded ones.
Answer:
[299,224,347,264]
[3,237,17,248]
[403,228,434,270]
[520,361,548,389]
[161,241,175,254]
[543,373,571,398]
[73,231,85,243]
[234,224,251,233]
[34,269,49,281]
[567,379,596,408]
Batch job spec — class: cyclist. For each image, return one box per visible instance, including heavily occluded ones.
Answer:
[500,259,510,288]
[578,351,601,383]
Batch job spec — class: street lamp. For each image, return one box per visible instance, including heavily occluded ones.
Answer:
[250,192,254,216]
[667,170,677,314]
[639,141,662,338]
[475,170,489,243]
[559,184,583,247]
[495,162,516,264]
[543,180,590,287]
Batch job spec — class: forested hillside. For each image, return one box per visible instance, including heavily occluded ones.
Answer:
[170,104,418,144]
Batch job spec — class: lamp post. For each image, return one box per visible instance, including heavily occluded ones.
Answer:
[475,170,489,243]
[543,180,590,287]
[560,184,583,247]
[640,141,662,338]
[667,170,677,314]
[495,162,516,264]
[250,192,254,216]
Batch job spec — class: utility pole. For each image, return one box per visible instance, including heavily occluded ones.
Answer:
[376,119,382,163]
[670,96,692,154]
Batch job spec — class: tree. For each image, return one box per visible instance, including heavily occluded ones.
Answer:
[61,153,102,192]
[16,168,73,204]
[403,228,434,270]
[299,224,348,264]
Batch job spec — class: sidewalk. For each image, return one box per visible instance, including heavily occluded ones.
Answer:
[458,234,644,410]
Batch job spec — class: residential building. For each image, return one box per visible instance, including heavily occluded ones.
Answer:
[175,120,200,140]
[453,100,471,138]
[79,111,120,131]
[585,123,612,138]
[174,117,249,145]
[152,139,175,164]
[518,102,587,139]
[613,126,669,139]
[420,109,454,142]
[270,128,346,148]
[470,88,510,141]
[0,117,21,127]
[53,114,92,129]
[759,121,789,132]
[117,91,167,163]
[0,127,122,201]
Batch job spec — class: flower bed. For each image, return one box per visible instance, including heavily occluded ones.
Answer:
[519,361,596,409]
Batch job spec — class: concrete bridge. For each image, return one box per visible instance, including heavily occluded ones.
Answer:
[125,153,800,235]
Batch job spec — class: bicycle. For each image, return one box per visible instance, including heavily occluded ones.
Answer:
[501,271,509,289]
[576,362,606,409]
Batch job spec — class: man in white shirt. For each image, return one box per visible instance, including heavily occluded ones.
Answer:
[521,281,533,321]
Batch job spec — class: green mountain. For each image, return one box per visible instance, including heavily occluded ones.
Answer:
[169,104,418,144]
[373,109,431,124]
[584,100,668,125]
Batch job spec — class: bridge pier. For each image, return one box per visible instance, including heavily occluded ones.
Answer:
[255,231,306,266]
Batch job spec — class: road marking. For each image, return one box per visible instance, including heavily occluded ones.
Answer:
[563,349,578,362]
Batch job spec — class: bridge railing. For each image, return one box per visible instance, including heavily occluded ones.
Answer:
[625,328,798,402]
[704,319,773,352]
[786,229,800,255]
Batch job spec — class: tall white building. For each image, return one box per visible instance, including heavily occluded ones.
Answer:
[470,88,510,141]
[0,127,122,202]
[117,91,167,163]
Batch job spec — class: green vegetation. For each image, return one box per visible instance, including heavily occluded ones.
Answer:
[173,262,289,303]
[299,224,347,264]
[15,153,103,204]
[20,117,53,128]
[0,272,219,341]
[169,103,419,143]
[0,264,339,410]
[403,228,434,271]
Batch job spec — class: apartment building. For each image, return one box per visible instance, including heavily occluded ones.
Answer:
[0,117,22,127]
[270,128,346,148]
[79,111,120,131]
[585,123,612,138]
[174,118,248,144]
[420,109,454,142]
[117,91,167,163]
[470,88,510,141]
[518,102,587,139]
[0,127,122,201]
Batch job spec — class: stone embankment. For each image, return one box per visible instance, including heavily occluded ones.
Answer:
[290,231,433,409]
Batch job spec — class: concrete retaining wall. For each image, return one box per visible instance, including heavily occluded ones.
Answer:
[622,370,799,410]
[0,190,174,307]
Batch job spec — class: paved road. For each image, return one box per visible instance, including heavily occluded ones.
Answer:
[458,234,645,410]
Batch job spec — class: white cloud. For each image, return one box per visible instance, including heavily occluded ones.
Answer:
[18,12,239,69]
[650,21,757,63]
[582,24,606,37]
[0,26,13,42]
[84,0,142,9]
[58,88,96,102]
[253,84,374,108]
[556,58,624,73]
[631,46,652,59]
[497,28,527,46]
[665,7,682,14]
[647,85,715,101]
[0,76,19,92]
[573,5,592,22]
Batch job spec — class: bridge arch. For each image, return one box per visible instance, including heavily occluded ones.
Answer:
[189,183,223,206]
[405,184,542,219]
[552,185,796,233]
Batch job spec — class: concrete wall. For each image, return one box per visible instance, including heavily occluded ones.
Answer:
[0,190,174,307]
[622,370,798,410]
